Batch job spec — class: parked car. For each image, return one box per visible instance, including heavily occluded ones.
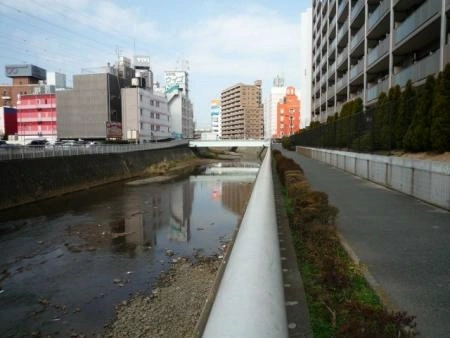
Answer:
[28,139,49,147]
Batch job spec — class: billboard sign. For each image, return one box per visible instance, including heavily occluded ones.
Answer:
[134,56,151,68]
[5,64,46,80]
[106,121,122,139]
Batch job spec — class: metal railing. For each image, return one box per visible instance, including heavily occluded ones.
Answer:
[367,78,389,102]
[394,51,440,87]
[368,0,389,31]
[394,0,441,45]
[0,140,189,161]
[367,36,390,66]
[203,149,288,338]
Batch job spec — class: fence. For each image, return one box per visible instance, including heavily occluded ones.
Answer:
[292,96,417,153]
[0,140,189,161]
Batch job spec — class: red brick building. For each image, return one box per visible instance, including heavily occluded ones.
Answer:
[276,86,301,138]
[17,93,57,142]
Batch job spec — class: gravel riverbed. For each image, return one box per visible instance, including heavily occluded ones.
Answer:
[103,256,222,338]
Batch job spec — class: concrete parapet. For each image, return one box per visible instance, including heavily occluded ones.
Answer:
[297,147,450,210]
[0,145,194,210]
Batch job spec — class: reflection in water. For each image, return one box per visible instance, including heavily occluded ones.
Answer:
[169,181,194,242]
[0,161,257,337]
[222,181,254,215]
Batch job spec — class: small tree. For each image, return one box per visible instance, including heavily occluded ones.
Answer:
[373,92,389,150]
[404,76,435,152]
[395,80,416,149]
[387,86,401,149]
[430,63,450,152]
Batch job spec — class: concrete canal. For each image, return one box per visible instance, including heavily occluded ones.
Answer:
[0,160,259,337]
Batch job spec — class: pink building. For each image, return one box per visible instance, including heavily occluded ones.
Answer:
[17,93,57,142]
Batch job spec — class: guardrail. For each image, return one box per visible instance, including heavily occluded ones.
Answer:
[203,149,288,338]
[0,140,189,161]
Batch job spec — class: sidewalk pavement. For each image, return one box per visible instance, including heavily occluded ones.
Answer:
[276,145,450,338]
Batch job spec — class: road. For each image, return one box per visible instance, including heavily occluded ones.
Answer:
[276,146,450,338]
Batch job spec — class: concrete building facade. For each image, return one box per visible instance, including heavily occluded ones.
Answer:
[266,75,287,138]
[165,70,194,139]
[57,73,122,140]
[121,87,171,142]
[311,0,450,123]
[46,72,67,89]
[276,86,301,138]
[221,80,264,139]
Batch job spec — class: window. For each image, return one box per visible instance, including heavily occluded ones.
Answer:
[156,113,160,119]
[150,100,154,106]
[140,108,143,116]
[140,95,143,101]
[151,112,154,118]
[156,101,160,107]
[45,99,48,104]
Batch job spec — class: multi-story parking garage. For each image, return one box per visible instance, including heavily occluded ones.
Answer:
[311,0,450,122]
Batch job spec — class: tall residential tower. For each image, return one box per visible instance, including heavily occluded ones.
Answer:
[311,0,449,123]
[221,81,264,139]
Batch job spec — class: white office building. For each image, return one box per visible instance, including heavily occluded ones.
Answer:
[165,70,194,139]
[267,75,286,138]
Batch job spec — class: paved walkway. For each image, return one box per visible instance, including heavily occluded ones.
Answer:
[276,146,449,338]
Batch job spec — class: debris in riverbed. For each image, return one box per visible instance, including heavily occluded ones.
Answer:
[165,249,175,257]
[104,256,222,337]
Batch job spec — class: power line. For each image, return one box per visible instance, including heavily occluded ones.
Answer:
[0,2,119,52]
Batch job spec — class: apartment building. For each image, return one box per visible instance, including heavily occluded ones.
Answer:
[16,91,57,142]
[221,81,264,139]
[312,0,450,123]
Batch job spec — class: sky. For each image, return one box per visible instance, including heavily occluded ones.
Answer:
[0,0,312,128]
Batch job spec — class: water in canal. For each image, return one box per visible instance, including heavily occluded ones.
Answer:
[0,161,258,337]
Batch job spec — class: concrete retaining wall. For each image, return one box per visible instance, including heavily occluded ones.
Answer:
[0,145,194,210]
[298,147,450,210]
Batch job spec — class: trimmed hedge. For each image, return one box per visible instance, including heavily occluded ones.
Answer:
[273,150,416,337]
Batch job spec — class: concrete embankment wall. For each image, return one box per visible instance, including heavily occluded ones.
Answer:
[297,147,450,210]
[0,145,194,210]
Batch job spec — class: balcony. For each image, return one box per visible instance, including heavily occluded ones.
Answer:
[18,104,55,110]
[394,0,441,45]
[336,72,349,91]
[367,78,389,102]
[351,0,364,22]
[329,15,337,32]
[394,50,440,87]
[350,58,364,80]
[367,36,390,66]
[328,83,336,96]
[329,37,337,54]
[368,0,390,32]
[329,60,337,75]
[337,0,348,21]
[350,24,365,51]
[337,19,349,43]
[337,46,348,67]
